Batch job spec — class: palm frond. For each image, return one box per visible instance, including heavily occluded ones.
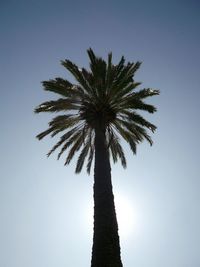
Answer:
[75,134,92,173]
[87,48,106,78]
[34,98,80,113]
[57,131,83,159]
[107,61,141,99]
[109,133,126,168]
[128,61,142,76]
[42,78,73,97]
[47,126,80,157]
[49,115,79,128]
[86,145,94,174]
[64,134,84,165]
[110,81,141,101]
[132,124,153,145]
[112,121,138,154]
[36,127,55,140]
[105,52,113,90]
[117,119,153,145]
[61,59,93,95]
[87,48,107,98]
[133,88,160,99]
[120,111,157,132]
[115,56,125,74]
[119,97,157,113]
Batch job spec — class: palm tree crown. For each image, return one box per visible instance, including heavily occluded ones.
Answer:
[35,48,159,173]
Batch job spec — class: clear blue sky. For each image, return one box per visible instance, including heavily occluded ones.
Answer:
[1,0,200,266]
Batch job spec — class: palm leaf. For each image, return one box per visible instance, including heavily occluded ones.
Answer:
[109,133,126,168]
[64,134,84,165]
[112,121,138,154]
[75,137,91,173]
[57,130,83,159]
[119,97,157,113]
[34,98,80,113]
[47,126,80,157]
[86,145,94,174]
[42,78,73,97]
[120,111,157,132]
[61,59,93,95]
[133,88,160,99]
[36,127,55,140]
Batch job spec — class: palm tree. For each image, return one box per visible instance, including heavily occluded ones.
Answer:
[35,48,159,267]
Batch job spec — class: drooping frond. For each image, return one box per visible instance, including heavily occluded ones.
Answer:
[109,132,127,168]
[46,126,80,157]
[113,121,138,155]
[57,130,83,160]
[35,48,159,173]
[64,134,84,165]
[119,110,157,132]
[87,145,94,174]
[75,142,90,173]
[36,115,80,141]
[75,130,93,173]
[115,118,153,146]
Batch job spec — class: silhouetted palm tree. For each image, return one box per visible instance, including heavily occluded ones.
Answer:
[35,48,159,267]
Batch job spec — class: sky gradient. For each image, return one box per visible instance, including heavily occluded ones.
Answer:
[1,0,200,266]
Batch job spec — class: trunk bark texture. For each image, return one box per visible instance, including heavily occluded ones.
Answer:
[91,128,123,267]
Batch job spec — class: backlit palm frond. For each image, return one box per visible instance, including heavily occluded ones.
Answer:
[64,133,84,165]
[36,115,80,140]
[47,126,80,157]
[108,61,141,97]
[34,98,80,113]
[75,142,90,173]
[133,88,160,99]
[36,127,56,140]
[86,145,94,174]
[118,96,157,113]
[116,62,140,87]
[87,48,107,81]
[61,59,93,96]
[112,120,139,155]
[119,110,157,132]
[57,130,83,160]
[49,114,80,129]
[131,123,153,145]
[116,119,153,145]
[75,129,94,173]
[110,81,142,103]
[116,56,126,73]
[105,52,113,91]
[42,78,73,97]
[109,132,126,168]
[87,48,107,99]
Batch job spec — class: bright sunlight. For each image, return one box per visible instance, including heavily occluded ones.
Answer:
[84,192,138,240]
[114,193,136,239]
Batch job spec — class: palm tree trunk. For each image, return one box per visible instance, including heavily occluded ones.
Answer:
[91,128,123,267]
